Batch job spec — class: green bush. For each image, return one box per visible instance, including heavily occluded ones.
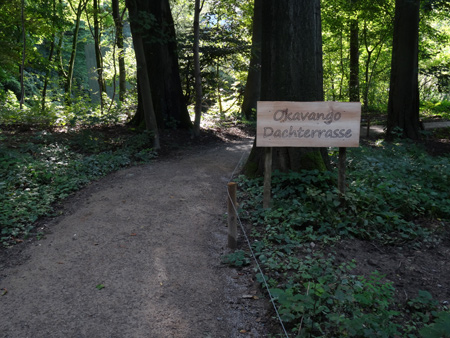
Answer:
[420,100,450,120]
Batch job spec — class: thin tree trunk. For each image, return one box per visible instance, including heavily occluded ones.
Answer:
[338,29,345,100]
[65,0,87,104]
[112,0,126,102]
[20,0,25,109]
[349,4,359,102]
[42,0,58,111]
[41,36,55,112]
[241,0,262,121]
[192,0,204,137]
[93,0,106,109]
[216,63,224,119]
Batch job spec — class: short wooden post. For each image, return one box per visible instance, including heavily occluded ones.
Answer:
[263,147,272,209]
[227,182,237,249]
[338,147,347,195]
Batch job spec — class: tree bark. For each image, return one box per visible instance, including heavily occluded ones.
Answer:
[127,0,160,149]
[19,0,25,109]
[192,0,204,137]
[387,0,421,140]
[131,0,192,130]
[241,0,262,121]
[93,0,106,109]
[244,0,328,176]
[64,0,88,104]
[112,0,126,102]
[349,5,359,102]
[41,35,56,112]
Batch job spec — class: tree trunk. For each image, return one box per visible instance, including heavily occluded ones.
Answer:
[387,0,421,140]
[64,0,87,104]
[127,0,160,149]
[112,0,126,102]
[131,0,191,130]
[93,0,106,109]
[41,35,56,112]
[19,0,25,109]
[41,0,58,112]
[192,0,204,137]
[244,0,328,176]
[349,6,359,102]
[241,0,262,121]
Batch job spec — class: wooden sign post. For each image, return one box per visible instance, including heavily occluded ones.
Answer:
[257,101,361,207]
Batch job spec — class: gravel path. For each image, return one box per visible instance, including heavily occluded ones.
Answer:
[0,139,267,338]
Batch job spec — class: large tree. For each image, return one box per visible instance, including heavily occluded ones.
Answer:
[386,0,421,139]
[129,0,191,130]
[126,0,160,148]
[240,0,262,121]
[244,0,328,176]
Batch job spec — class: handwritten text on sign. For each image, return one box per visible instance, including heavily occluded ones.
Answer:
[256,101,361,147]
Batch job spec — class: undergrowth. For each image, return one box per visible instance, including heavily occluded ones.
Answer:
[0,127,156,246]
[420,100,450,121]
[228,141,450,337]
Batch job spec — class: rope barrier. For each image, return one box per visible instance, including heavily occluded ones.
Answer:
[227,142,290,338]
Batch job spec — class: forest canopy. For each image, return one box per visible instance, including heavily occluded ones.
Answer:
[0,0,448,132]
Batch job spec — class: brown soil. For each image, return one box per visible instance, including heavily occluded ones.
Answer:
[332,230,450,308]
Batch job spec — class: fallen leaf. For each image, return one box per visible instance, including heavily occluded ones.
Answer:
[130,233,137,236]
[242,294,259,300]
[239,329,247,333]
[96,284,105,290]
[1,288,7,296]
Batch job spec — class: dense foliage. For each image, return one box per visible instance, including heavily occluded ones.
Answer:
[228,135,450,337]
[0,0,449,125]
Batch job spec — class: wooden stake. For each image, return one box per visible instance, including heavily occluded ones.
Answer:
[227,182,237,249]
[338,147,346,195]
[263,147,272,209]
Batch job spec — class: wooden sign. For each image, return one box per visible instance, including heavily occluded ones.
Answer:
[257,101,361,147]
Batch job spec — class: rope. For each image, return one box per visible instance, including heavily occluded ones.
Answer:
[227,142,290,338]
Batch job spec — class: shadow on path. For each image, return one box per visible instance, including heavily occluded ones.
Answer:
[0,140,268,338]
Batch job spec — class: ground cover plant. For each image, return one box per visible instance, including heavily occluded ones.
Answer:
[421,100,450,122]
[229,132,450,337]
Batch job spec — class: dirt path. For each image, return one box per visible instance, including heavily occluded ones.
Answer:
[0,139,268,338]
